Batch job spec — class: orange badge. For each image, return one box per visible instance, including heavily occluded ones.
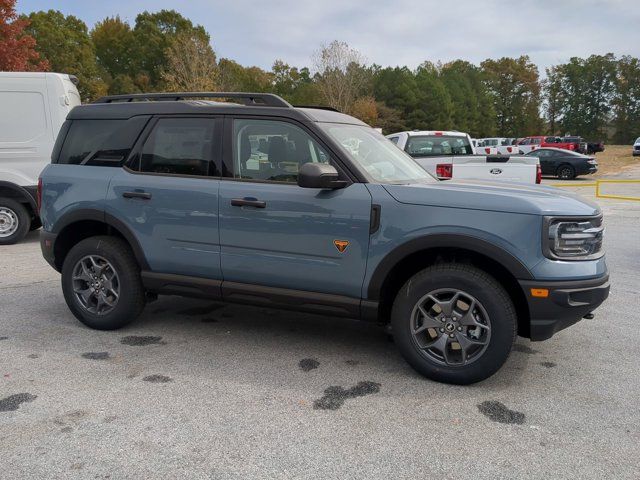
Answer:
[333,240,349,253]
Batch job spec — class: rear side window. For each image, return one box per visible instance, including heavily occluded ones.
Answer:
[139,118,219,177]
[405,135,474,156]
[57,117,148,166]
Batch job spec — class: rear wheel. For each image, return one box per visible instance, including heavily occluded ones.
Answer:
[391,263,517,384]
[0,198,30,245]
[557,164,575,180]
[61,236,145,330]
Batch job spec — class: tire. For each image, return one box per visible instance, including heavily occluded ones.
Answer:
[61,236,145,330]
[0,198,30,245]
[557,164,575,180]
[391,263,517,385]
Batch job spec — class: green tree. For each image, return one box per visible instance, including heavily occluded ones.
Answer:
[440,60,496,137]
[23,9,105,99]
[409,62,453,130]
[132,10,209,88]
[557,54,617,139]
[481,56,542,136]
[218,58,272,92]
[271,60,321,104]
[373,67,420,123]
[91,16,135,77]
[612,56,640,144]
[543,65,564,135]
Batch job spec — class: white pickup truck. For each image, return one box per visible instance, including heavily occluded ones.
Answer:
[477,137,521,155]
[387,130,541,184]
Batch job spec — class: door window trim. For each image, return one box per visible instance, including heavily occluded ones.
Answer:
[123,115,223,180]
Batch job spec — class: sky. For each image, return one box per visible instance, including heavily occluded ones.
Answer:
[16,0,640,73]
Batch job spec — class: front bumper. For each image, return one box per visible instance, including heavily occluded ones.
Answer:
[519,274,610,341]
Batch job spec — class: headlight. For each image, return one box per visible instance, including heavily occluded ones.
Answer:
[543,216,604,260]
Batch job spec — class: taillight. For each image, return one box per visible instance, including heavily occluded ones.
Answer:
[569,144,575,150]
[485,148,491,154]
[536,164,542,184]
[37,177,42,213]
[436,164,453,179]
[507,147,513,153]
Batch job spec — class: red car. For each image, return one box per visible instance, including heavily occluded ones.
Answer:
[518,136,580,152]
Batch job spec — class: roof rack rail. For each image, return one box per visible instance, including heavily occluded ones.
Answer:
[294,105,341,112]
[92,92,292,108]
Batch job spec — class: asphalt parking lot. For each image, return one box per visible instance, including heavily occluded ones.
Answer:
[1,179,639,479]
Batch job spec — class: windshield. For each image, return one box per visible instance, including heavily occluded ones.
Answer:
[405,135,474,157]
[319,123,435,183]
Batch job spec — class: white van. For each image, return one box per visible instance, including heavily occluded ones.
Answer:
[0,72,80,244]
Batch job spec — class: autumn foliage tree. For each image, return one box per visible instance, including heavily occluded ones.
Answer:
[162,32,218,91]
[0,0,47,71]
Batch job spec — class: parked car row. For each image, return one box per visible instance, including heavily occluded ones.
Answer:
[476,136,606,155]
[388,131,540,183]
[389,131,598,181]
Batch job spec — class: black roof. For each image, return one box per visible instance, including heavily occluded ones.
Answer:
[68,92,366,126]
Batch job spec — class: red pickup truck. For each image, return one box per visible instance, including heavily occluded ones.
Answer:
[518,136,580,152]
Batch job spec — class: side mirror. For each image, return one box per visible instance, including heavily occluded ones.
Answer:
[297,163,347,189]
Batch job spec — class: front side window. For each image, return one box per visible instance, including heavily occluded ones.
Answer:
[404,135,474,156]
[319,123,435,183]
[232,119,331,183]
[139,118,219,176]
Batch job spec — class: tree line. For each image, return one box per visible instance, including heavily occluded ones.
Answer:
[1,1,639,142]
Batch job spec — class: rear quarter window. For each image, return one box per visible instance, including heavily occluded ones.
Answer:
[56,117,149,166]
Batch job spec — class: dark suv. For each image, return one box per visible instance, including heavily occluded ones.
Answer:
[39,93,609,384]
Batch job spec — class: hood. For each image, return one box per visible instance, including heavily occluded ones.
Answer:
[383,179,601,216]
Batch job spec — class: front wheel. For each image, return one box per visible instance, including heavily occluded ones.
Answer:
[0,198,30,245]
[61,236,145,330]
[391,264,517,384]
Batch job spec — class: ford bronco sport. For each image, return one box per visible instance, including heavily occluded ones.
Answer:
[39,92,610,384]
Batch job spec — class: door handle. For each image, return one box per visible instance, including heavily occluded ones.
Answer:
[122,191,152,200]
[231,197,266,208]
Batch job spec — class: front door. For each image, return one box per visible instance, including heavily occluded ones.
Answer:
[218,117,372,301]
[105,116,222,280]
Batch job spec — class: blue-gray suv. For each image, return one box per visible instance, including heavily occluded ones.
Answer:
[39,92,609,384]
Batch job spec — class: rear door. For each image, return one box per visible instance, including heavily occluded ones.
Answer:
[218,116,372,305]
[105,116,223,280]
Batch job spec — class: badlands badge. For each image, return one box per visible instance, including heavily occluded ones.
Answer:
[333,240,349,253]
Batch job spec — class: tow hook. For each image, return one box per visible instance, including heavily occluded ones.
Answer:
[583,312,595,319]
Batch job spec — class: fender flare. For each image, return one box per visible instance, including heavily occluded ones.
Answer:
[0,181,37,210]
[366,233,534,300]
[52,208,150,270]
